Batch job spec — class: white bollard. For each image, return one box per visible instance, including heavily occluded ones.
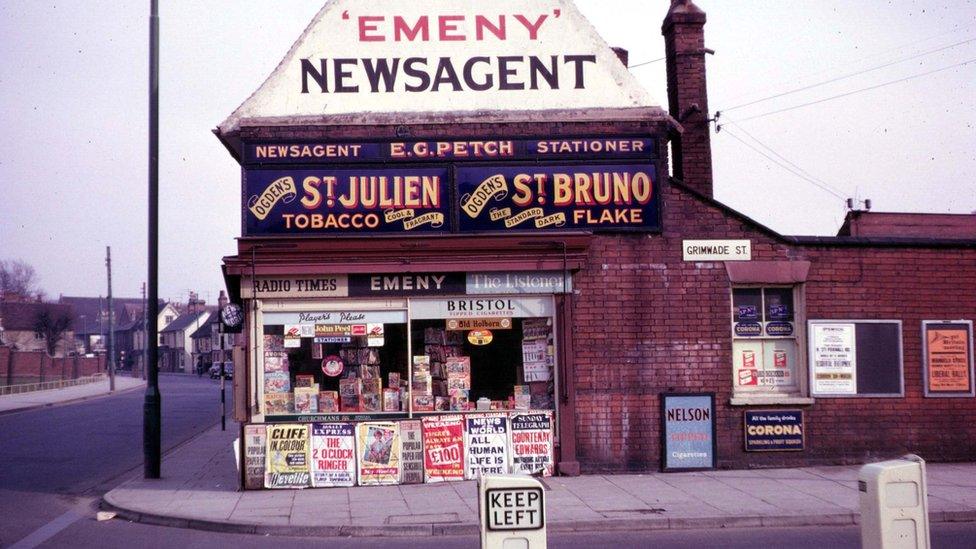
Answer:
[858,454,931,549]
[479,474,547,549]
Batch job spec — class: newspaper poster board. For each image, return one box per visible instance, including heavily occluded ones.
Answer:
[265,423,311,489]
[243,424,267,490]
[310,423,357,487]
[399,419,425,484]
[356,422,401,485]
[465,413,510,479]
[509,411,554,477]
[923,321,975,397]
[810,323,857,395]
[422,414,466,482]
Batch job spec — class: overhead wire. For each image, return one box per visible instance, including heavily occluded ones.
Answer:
[719,22,976,107]
[722,120,848,198]
[719,128,847,201]
[629,56,665,68]
[721,36,976,112]
[732,57,976,123]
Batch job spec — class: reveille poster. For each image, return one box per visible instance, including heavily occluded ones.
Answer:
[265,423,311,489]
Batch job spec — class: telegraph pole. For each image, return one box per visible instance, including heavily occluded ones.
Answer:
[144,0,162,479]
[106,246,116,392]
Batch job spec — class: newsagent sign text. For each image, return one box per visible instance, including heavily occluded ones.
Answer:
[217,0,654,134]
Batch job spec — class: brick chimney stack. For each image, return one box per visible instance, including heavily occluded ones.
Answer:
[663,0,713,197]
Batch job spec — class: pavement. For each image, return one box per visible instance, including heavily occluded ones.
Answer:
[0,374,145,414]
[103,424,976,538]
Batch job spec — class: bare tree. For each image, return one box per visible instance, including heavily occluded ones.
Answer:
[0,259,41,299]
[34,308,73,357]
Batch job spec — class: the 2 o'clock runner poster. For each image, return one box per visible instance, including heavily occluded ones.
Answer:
[356,422,401,485]
[265,423,311,489]
[510,411,554,477]
[310,423,356,487]
[422,414,465,483]
[465,413,510,479]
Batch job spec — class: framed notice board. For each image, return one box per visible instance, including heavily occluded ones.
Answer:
[922,320,974,397]
[660,393,717,472]
[808,320,903,397]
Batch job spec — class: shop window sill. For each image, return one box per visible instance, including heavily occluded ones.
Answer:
[729,395,815,406]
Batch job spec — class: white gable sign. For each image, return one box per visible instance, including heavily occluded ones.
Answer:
[219,0,656,133]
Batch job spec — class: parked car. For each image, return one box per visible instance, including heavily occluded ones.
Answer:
[209,363,233,380]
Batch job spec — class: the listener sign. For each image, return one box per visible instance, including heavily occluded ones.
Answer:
[661,393,716,471]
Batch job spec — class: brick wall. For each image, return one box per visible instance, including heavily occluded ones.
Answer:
[572,182,976,471]
[0,348,105,385]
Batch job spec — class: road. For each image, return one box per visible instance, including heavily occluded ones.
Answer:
[0,374,229,548]
[31,521,976,548]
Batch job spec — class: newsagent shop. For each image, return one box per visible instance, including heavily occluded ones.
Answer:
[215,0,976,489]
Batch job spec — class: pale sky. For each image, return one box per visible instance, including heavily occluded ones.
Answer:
[1,1,973,302]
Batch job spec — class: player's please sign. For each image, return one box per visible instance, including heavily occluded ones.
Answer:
[485,487,545,530]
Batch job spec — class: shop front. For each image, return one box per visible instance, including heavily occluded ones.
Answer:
[216,0,976,490]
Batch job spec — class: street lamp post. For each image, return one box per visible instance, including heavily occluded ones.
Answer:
[144,0,161,479]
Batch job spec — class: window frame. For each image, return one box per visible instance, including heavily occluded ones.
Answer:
[807,319,904,398]
[729,284,812,405]
[253,296,560,424]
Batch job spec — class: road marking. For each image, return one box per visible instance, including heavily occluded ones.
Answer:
[8,510,83,549]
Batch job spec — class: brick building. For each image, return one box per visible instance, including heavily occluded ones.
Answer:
[216,0,975,486]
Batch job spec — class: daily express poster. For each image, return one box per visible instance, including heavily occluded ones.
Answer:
[265,423,311,489]
[356,422,401,485]
[509,411,554,477]
[310,423,357,488]
[465,413,510,479]
[422,414,466,482]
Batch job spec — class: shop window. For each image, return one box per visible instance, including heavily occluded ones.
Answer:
[258,297,557,418]
[261,310,408,417]
[731,287,802,396]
